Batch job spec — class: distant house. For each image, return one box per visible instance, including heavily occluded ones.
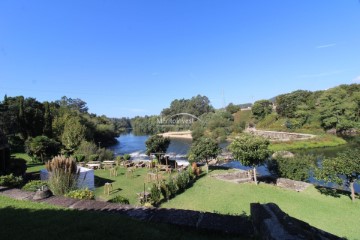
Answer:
[0,130,10,175]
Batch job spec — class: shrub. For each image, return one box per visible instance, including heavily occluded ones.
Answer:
[150,183,161,205]
[176,171,190,192]
[268,154,316,182]
[65,188,95,200]
[167,177,178,197]
[6,157,27,176]
[0,174,23,187]
[160,181,170,201]
[22,180,48,192]
[108,195,130,204]
[88,154,99,162]
[45,155,79,195]
[73,154,85,162]
[123,154,131,160]
[8,135,25,152]
[97,148,114,161]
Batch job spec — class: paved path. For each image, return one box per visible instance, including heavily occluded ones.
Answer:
[0,186,253,237]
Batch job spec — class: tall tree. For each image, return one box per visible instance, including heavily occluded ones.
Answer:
[61,117,86,152]
[145,135,171,158]
[25,136,61,162]
[275,90,312,118]
[318,87,358,131]
[228,133,271,185]
[225,103,241,114]
[43,101,53,137]
[316,149,360,202]
[188,137,221,173]
[252,100,273,120]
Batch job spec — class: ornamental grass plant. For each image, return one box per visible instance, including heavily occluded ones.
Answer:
[45,155,79,195]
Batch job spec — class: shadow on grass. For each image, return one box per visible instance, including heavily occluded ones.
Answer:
[94,175,115,187]
[0,206,244,240]
[315,186,351,199]
[209,165,231,171]
[110,188,123,194]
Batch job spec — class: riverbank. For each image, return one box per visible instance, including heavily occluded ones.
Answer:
[159,131,193,139]
[269,134,347,151]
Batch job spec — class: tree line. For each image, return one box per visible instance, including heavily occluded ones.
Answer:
[0,95,128,161]
[252,84,360,133]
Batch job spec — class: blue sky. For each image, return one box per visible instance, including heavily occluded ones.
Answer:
[1,0,360,118]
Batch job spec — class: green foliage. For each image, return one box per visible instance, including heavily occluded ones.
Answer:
[145,135,171,156]
[74,141,97,161]
[131,115,160,135]
[228,134,271,167]
[0,174,23,187]
[108,195,130,204]
[167,177,178,197]
[316,149,360,202]
[73,154,85,162]
[7,135,25,152]
[188,137,221,164]
[150,183,161,205]
[268,154,316,181]
[123,154,131,160]
[276,90,313,118]
[5,157,27,176]
[161,95,214,118]
[191,121,206,141]
[252,100,273,120]
[25,135,61,162]
[61,117,87,152]
[318,87,359,131]
[22,180,48,192]
[225,103,241,114]
[97,148,114,161]
[269,134,347,151]
[175,171,191,192]
[160,181,171,201]
[88,154,99,162]
[45,155,79,195]
[65,188,95,200]
[204,111,234,142]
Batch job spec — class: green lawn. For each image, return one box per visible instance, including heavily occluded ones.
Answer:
[269,134,347,151]
[19,152,360,239]
[0,195,238,240]
[161,169,360,240]
[94,167,176,205]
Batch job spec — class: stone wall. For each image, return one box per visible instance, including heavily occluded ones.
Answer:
[276,178,311,192]
[245,128,315,141]
[0,187,344,239]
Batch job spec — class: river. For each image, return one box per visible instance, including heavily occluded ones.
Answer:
[109,132,360,192]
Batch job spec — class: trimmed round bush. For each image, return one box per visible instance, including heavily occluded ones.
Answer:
[108,195,130,204]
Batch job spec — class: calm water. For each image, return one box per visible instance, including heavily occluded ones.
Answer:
[109,132,359,192]
[109,132,191,160]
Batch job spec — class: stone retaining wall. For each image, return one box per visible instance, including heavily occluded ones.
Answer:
[246,128,315,141]
[276,178,312,192]
[0,187,343,239]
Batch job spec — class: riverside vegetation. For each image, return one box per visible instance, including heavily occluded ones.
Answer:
[1,83,360,238]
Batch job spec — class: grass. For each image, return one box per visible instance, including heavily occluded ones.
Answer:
[161,169,360,240]
[269,134,347,151]
[93,167,178,205]
[0,195,239,240]
[12,152,45,173]
[18,152,360,239]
